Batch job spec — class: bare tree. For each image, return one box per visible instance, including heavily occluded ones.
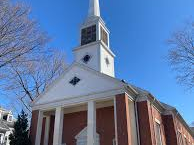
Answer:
[168,22,194,89]
[0,0,48,69]
[0,0,67,114]
[1,50,66,113]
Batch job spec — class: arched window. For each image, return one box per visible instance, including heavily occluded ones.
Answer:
[75,127,100,145]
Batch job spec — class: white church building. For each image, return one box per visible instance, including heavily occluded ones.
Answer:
[30,0,194,145]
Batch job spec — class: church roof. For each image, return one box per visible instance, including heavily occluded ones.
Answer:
[160,102,176,110]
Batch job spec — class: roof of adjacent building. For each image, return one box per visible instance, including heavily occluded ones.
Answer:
[0,120,10,131]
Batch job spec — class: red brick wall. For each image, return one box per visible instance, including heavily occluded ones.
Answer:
[137,101,166,145]
[151,106,166,145]
[40,118,46,145]
[44,107,115,145]
[62,110,87,145]
[162,115,178,145]
[174,115,194,145]
[48,115,55,145]
[115,93,132,145]
[137,101,153,145]
[162,114,194,145]
[96,107,115,145]
[30,110,39,145]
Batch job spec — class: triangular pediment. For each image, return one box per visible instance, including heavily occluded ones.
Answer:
[32,63,124,106]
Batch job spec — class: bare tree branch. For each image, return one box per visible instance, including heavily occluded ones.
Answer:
[0,0,49,69]
[168,22,194,89]
[0,0,67,114]
[2,50,66,114]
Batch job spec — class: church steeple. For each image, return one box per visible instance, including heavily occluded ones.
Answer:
[73,0,115,77]
[88,0,100,17]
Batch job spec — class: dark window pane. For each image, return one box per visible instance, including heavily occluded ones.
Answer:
[69,77,81,86]
[82,55,91,63]
[81,25,96,45]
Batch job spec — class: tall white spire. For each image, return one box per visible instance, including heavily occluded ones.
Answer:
[88,0,100,17]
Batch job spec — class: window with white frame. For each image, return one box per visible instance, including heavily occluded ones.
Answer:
[155,122,163,145]
[177,131,184,145]
[184,136,188,145]
[7,115,13,122]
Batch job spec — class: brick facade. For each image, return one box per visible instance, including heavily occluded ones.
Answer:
[30,99,194,145]
[162,114,194,145]
[174,115,194,144]
[32,106,115,145]
[115,94,132,145]
[137,101,166,145]
[61,107,115,145]
[30,110,39,145]
[137,101,153,145]
[162,115,178,145]
[40,118,46,145]
[48,116,55,145]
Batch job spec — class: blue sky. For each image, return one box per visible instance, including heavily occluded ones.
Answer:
[11,0,193,124]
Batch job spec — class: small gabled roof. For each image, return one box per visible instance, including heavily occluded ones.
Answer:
[159,102,194,137]
[160,102,176,111]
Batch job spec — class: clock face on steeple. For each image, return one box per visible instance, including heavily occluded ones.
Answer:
[81,25,96,46]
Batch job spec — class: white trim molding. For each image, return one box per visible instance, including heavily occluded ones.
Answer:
[155,118,161,124]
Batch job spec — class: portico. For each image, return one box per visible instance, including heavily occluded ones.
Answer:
[31,91,138,145]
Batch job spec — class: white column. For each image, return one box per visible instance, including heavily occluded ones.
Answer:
[35,111,44,145]
[53,107,64,145]
[44,116,50,145]
[87,100,96,145]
